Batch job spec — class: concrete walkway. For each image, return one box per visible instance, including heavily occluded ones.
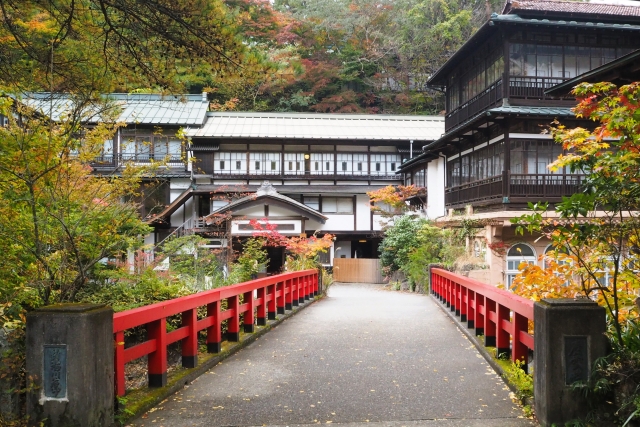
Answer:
[128,283,536,427]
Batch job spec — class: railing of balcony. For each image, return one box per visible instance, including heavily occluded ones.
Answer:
[508,76,572,100]
[90,154,186,169]
[445,79,503,131]
[509,173,584,198]
[444,171,585,206]
[211,171,402,180]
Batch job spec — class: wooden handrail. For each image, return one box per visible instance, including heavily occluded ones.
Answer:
[113,269,318,396]
[430,268,534,370]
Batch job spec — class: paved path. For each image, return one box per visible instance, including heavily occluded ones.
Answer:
[129,283,536,427]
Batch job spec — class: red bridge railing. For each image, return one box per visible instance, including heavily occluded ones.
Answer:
[431,268,534,370]
[113,269,318,396]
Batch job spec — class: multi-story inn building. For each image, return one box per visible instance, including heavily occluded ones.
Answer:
[399,0,640,286]
[150,112,444,272]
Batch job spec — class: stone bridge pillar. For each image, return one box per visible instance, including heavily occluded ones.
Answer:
[534,298,607,427]
[26,303,113,427]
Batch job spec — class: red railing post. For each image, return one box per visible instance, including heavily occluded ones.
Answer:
[147,318,167,387]
[445,279,452,308]
[460,286,468,323]
[181,308,198,368]
[475,294,485,336]
[467,289,475,328]
[228,295,240,342]
[207,300,221,353]
[485,298,497,347]
[257,286,267,326]
[452,281,459,314]
[292,277,299,307]
[114,331,125,396]
[313,272,319,296]
[244,290,255,333]
[496,304,511,358]
[268,283,278,319]
[277,281,286,314]
[512,312,529,369]
[301,275,308,303]
[285,279,293,310]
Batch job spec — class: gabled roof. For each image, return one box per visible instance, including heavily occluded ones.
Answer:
[187,112,444,141]
[428,1,640,86]
[18,92,209,126]
[545,49,640,96]
[204,181,328,224]
[504,0,640,19]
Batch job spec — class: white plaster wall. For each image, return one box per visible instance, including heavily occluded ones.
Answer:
[321,215,354,231]
[268,205,301,216]
[334,240,352,259]
[355,194,371,231]
[170,179,191,192]
[426,156,446,220]
[372,214,386,231]
[233,205,265,217]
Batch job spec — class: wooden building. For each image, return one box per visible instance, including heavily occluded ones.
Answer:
[399,0,640,286]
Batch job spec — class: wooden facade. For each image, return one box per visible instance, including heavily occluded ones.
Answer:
[401,1,640,212]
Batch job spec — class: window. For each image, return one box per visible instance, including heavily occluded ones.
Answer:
[506,243,536,289]
[284,153,305,175]
[121,131,181,161]
[321,197,353,214]
[303,196,319,210]
[250,152,280,174]
[214,152,245,174]
[510,139,564,175]
[342,162,347,171]
[446,141,504,187]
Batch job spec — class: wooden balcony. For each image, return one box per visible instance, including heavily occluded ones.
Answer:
[445,79,503,131]
[90,154,186,170]
[445,172,584,208]
[508,76,573,102]
[444,76,576,131]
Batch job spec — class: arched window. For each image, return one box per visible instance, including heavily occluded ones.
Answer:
[506,243,536,289]
[542,244,570,269]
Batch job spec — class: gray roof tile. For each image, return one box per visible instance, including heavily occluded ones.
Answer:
[187,112,444,141]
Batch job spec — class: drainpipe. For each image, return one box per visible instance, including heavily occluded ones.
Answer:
[410,140,414,158]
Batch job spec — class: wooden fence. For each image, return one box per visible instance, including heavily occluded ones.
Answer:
[333,258,384,283]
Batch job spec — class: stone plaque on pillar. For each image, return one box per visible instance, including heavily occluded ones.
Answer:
[43,345,67,399]
[564,336,589,385]
[26,303,113,427]
[534,299,607,427]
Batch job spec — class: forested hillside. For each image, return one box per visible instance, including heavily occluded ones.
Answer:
[194,0,504,114]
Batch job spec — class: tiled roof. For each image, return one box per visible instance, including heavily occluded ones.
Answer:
[505,0,640,17]
[187,112,444,141]
[488,106,575,116]
[19,92,209,126]
[106,93,208,126]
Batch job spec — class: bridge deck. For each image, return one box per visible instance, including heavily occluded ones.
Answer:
[128,283,536,427]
